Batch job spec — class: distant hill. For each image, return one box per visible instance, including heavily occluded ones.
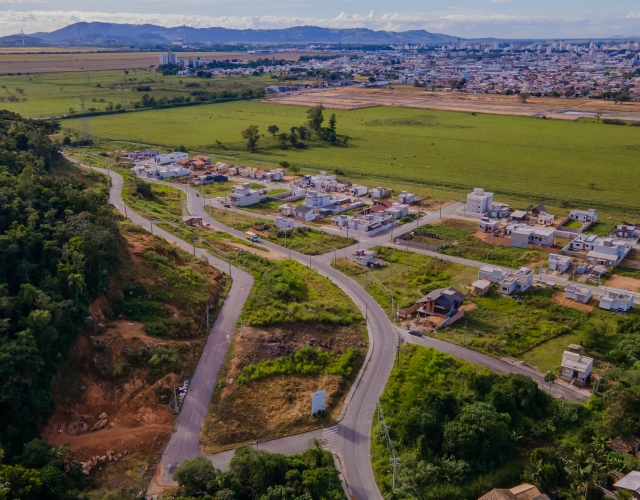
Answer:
[8,22,458,45]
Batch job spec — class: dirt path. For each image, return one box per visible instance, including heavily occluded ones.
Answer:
[605,275,640,292]
[552,292,597,312]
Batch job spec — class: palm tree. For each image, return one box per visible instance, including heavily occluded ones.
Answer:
[68,273,85,303]
[526,458,546,489]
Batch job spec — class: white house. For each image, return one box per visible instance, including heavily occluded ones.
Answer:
[478,265,508,284]
[347,184,368,197]
[570,208,598,223]
[478,217,500,233]
[275,217,295,230]
[384,203,409,219]
[278,203,296,217]
[499,267,534,295]
[548,254,572,272]
[154,152,188,165]
[569,234,599,251]
[230,183,262,207]
[599,290,634,312]
[305,191,332,208]
[351,249,381,267]
[369,187,387,198]
[537,212,555,226]
[586,238,633,267]
[466,188,493,216]
[289,183,306,197]
[561,348,593,387]
[565,284,592,304]
[156,165,190,179]
[489,203,511,219]
[616,224,637,239]
[398,191,416,205]
[293,206,317,222]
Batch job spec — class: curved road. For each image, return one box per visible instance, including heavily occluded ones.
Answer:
[75,162,589,499]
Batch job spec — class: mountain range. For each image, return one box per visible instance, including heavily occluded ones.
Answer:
[3,22,458,45]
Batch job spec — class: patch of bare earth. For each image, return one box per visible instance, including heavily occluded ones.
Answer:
[201,324,366,454]
[605,275,640,292]
[552,292,597,312]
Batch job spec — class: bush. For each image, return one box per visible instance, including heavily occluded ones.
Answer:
[602,119,627,126]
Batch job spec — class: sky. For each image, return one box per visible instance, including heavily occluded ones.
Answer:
[1,0,640,39]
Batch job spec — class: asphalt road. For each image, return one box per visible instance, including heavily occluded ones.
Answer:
[75,165,591,499]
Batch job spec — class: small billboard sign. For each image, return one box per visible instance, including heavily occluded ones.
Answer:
[311,390,326,415]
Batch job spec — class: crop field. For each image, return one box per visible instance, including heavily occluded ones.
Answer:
[70,99,640,212]
[0,69,274,118]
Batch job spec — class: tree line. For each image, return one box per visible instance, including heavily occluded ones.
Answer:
[241,105,348,153]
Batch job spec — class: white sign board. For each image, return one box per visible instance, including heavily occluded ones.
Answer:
[311,390,326,415]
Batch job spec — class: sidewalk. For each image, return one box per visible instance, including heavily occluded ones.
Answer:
[501,357,593,398]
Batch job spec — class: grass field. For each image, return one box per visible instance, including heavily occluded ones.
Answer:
[0,69,274,118]
[65,99,640,213]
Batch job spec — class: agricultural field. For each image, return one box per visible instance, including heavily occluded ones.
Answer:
[0,69,274,118]
[67,99,640,214]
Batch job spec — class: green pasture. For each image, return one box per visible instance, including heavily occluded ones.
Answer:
[63,100,640,212]
[0,69,273,118]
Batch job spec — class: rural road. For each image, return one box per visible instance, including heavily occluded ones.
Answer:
[73,160,592,500]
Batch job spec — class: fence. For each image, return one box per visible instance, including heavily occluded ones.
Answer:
[393,234,444,251]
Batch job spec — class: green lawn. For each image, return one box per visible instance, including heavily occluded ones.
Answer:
[562,220,583,229]
[64,99,640,212]
[121,171,186,221]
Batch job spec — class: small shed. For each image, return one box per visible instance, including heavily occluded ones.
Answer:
[472,279,491,296]
[609,435,640,455]
[509,210,528,222]
[182,216,202,227]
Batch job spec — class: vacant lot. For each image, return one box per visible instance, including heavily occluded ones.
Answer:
[413,218,548,267]
[73,99,640,212]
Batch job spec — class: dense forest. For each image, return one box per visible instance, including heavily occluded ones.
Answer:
[0,111,120,496]
[372,345,640,500]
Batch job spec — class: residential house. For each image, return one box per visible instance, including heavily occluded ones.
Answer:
[586,237,633,267]
[154,152,188,165]
[569,234,599,251]
[190,155,211,168]
[616,224,637,239]
[289,183,306,198]
[305,191,332,208]
[565,284,592,304]
[510,227,555,248]
[265,169,284,182]
[293,206,317,222]
[609,435,640,455]
[560,347,593,387]
[537,212,555,226]
[570,208,598,223]
[472,279,491,296]
[466,188,493,216]
[614,471,640,499]
[193,173,227,185]
[182,216,202,227]
[478,265,508,284]
[489,203,511,219]
[351,249,383,267]
[369,186,390,198]
[479,483,549,500]
[227,166,238,176]
[499,267,534,295]
[275,217,294,230]
[479,217,500,233]
[278,203,296,217]
[414,287,466,317]
[509,210,528,223]
[344,213,396,236]
[599,290,634,312]
[347,184,368,197]
[532,203,548,216]
[384,202,409,220]
[212,161,231,173]
[230,183,262,207]
[398,191,416,204]
[155,165,190,179]
[548,254,572,272]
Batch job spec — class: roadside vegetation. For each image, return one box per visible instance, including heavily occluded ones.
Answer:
[372,344,640,500]
[157,223,367,452]
[172,444,345,499]
[121,171,186,221]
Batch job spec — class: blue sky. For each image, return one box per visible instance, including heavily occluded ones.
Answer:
[1,0,640,38]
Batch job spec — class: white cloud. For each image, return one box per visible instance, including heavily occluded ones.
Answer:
[0,9,637,38]
[490,0,510,3]
[625,12,640,19]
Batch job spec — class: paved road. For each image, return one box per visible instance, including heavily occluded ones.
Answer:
[79,165,592,499]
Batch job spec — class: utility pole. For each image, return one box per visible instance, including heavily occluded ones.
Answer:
[192,233,196,256]
[150,220,153,234]
[334,248,337,267]
[124,204,128,219]
[391,294,395,323]
[391,457,400,491]
[173,385,179,413]
[206,302,210,329]
[228,254,232,278]
[309,253,312,269]
[463,320,467,348]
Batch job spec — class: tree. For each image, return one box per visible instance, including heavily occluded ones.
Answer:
[603,390,640,436]
[290,165,300,174]
[523,448,565,492]
[279,161,290,169]
[544,371,557,390]
[67,273,85,303]
[289,131,298,147]
[277,133,289,149]
[62,136,71,146]
[242,125,260,152]
[306,105,324,135]
[173,455,218,496]
[328,114,337,131]
[297,126,308,140]
[518,93,531,104]
[267,125,280,137]
[177,145,188,153]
